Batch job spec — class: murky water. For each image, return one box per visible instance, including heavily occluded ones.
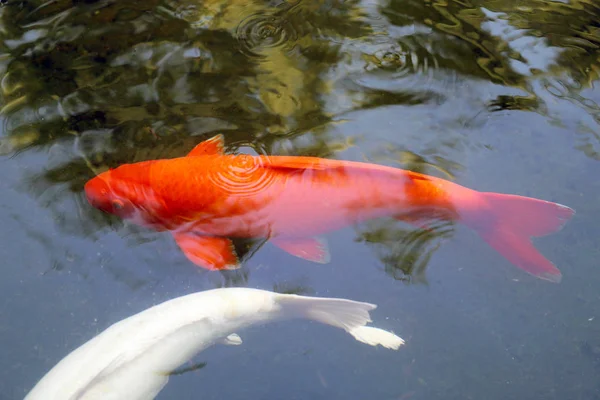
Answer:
[1,0,599,398]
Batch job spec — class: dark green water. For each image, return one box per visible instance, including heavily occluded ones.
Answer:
[0,0,599,399]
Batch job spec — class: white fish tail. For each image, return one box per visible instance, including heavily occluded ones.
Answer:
[278,295,404,350]
[348,326,405,349]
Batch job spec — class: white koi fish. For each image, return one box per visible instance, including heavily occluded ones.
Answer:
[25,287,403,399]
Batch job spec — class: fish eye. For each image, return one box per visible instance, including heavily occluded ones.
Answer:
[112,199,125,210]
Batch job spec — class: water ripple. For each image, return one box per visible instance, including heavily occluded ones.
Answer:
[364,38,439,77]
[354,35,443,93]
[208,155,277,197]
[235,10,299,58]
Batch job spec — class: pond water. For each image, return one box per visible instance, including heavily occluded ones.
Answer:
[1,0,599,399]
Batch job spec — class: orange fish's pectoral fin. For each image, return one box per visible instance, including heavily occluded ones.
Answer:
[172,231,241,271]
[270,236,331,264]
[187,134,225,157]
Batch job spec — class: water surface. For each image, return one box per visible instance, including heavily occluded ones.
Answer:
[1,0,599,399]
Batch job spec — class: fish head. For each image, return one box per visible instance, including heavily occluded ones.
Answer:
[84,161,163,222]
[84,170,139,219]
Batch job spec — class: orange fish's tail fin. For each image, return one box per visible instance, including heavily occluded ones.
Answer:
[471,193,574,283]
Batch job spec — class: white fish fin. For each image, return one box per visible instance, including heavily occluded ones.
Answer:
[348,326,404,350]
[277,295,403,350]
[221,333,242,345]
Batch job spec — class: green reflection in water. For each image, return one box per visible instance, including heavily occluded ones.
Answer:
[0,0,597,283]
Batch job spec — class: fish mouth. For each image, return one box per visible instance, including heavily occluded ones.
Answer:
[84,176,112,211]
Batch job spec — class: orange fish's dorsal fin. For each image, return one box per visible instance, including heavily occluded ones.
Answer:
[187,134,225,157]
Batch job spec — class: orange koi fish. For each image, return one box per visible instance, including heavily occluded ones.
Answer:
[84,134,574,282]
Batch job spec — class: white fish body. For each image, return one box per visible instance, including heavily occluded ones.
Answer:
[25,288,404,400]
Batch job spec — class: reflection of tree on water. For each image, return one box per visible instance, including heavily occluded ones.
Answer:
[2,0,600,155]
[0,0,597,285]
[356,217,455,284]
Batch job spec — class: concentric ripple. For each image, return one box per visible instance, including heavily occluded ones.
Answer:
[355,35,444,93]
[364,39,439,77]
[235,11,299,57]
[208,155,278,197]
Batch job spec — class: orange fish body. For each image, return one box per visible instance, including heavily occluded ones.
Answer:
[85,134,574,282]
